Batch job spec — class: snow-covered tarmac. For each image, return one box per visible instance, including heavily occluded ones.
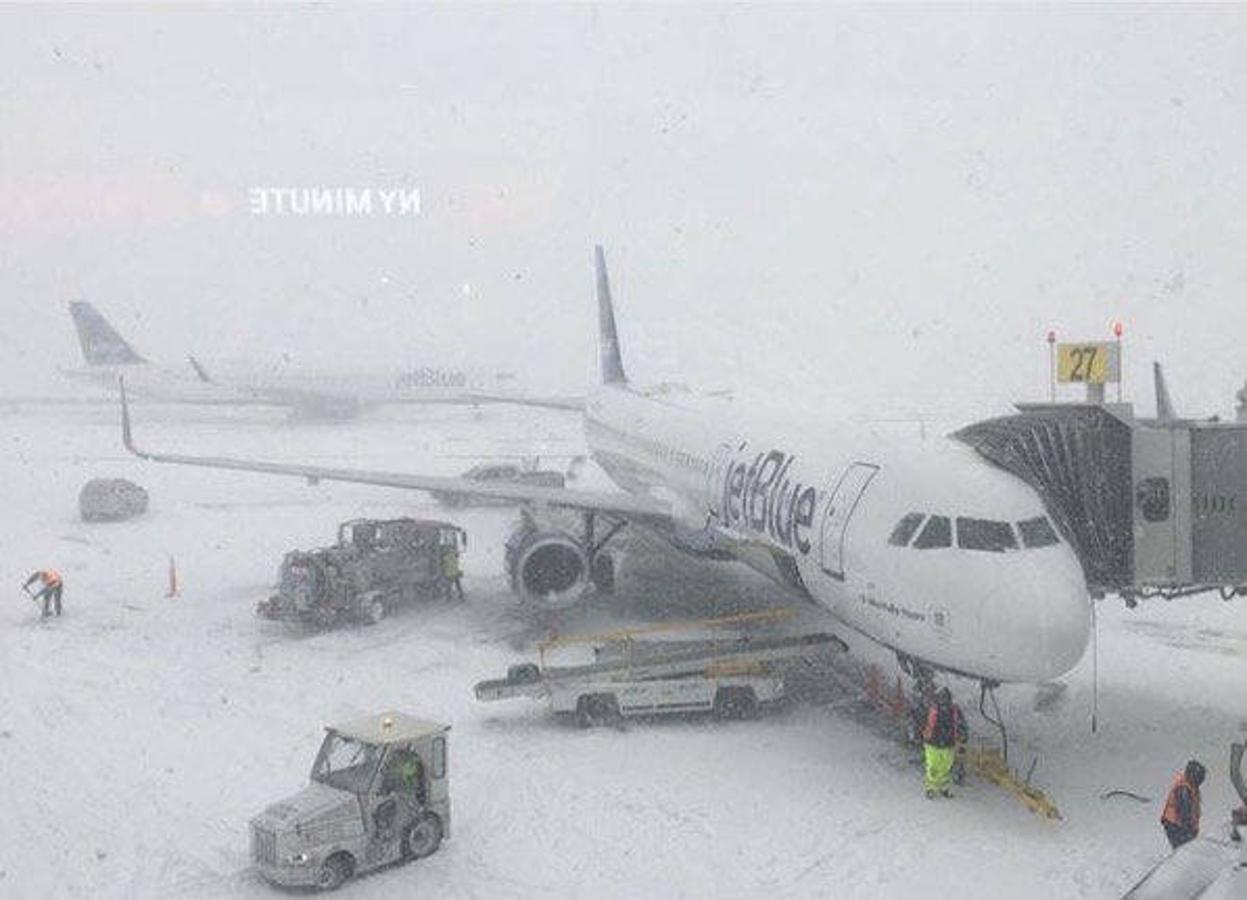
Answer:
[2,402,1244,898]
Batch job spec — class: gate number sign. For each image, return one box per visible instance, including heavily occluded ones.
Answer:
[1056,342,1120,384]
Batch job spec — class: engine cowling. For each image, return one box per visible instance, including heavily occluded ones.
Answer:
[504,521,590,610]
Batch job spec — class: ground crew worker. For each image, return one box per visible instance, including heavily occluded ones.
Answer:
[922,687,965,798]
[442,545,464,601]
[386,748,425,804]
[1161,759,1206,849]
[23,569,63,618]
[399,751,424,803]
[376,748,425,834]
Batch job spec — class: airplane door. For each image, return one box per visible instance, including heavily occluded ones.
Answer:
[819,463,880,580]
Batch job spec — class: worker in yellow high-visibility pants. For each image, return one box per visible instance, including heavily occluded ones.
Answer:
[922,687,965,798]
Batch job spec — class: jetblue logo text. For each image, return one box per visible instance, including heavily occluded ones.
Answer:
[720,448,817,554]
[396,368,467,389]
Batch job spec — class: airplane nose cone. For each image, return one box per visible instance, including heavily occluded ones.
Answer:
[984,557,1090,682]
[1027,570,1091,679]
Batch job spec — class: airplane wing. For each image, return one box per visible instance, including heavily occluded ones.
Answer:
[118,381,668,522]
[433,391,583,412]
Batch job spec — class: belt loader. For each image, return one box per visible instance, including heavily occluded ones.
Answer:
[475,618,846,727]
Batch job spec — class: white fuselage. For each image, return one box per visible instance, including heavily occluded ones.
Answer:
[62,361,523,412]
[585,385,1090,684]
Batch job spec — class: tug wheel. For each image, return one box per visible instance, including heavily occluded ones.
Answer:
[714,687,758,720]
[403,814,443,860]
[315,853,352,891]
[575,694,620,728]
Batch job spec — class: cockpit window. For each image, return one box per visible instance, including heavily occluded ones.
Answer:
[912,515,951,549]
[956,518,1018,552]
[1017,516,1060,548]
[888,513,926,547]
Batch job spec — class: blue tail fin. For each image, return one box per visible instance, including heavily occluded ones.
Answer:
[594,245,627,385]
[68,301,145,365]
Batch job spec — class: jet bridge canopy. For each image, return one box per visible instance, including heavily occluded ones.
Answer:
[954,405,1133,592]
[955,401,1247,596]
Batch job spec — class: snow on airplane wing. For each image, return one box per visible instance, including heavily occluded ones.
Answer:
[118,380,669,522]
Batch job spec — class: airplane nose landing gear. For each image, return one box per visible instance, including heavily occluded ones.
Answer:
[978,679,1007,765]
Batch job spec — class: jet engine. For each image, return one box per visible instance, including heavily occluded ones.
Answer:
[505,518,613,610]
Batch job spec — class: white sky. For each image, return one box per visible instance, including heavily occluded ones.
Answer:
[2,4,1246,420]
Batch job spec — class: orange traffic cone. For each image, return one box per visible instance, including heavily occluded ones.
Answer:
[890,676,908,719]
[864,665,882,707]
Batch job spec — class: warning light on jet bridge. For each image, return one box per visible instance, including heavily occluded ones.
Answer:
[1056,341,1120,385]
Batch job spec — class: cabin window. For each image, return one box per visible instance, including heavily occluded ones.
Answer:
[1017,516,1060,548]
[431,736,446,779]
[956,517,1018,552]
[888,513,926,547]
[912,515,951,549]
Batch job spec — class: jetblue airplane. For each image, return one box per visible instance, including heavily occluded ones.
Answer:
[65,300,578,418]
[120,247,1090,686]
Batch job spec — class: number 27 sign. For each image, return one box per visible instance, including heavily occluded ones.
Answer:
[1056,342,1120,384]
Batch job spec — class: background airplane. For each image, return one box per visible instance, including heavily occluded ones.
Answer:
[64,300,580,418]
[118,247,1091,692]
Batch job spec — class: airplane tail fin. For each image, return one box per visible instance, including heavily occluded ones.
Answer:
[1153,361,1177,421]
[594,245,627,385]
[68,301,145,365]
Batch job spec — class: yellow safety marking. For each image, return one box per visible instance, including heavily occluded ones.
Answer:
[967,746,1062,820]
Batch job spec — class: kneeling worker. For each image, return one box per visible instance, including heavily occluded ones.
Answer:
[23,569,63,618]
[1161,759,1206,850]
[922,687,965,798]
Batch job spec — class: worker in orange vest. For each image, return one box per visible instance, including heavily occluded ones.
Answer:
[23,569,64,618]
[1161,759,1206,850]
[922,687,966,798]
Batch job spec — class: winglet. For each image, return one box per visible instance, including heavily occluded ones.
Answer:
[1153,362,1177,421]
[188,355,213,383]
[595,245,627,385]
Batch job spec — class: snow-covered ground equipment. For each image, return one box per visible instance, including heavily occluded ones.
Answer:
[475,611,846,726]
[257,518,466,627]
[78,477,148,522]
[250,711,450,891]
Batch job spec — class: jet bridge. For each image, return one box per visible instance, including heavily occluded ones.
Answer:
[955,370,1247,600]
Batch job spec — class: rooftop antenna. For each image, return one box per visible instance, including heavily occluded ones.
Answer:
[1112,320,1124,403]
[1046,330,1057,402]
[1153,362,1177,422]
